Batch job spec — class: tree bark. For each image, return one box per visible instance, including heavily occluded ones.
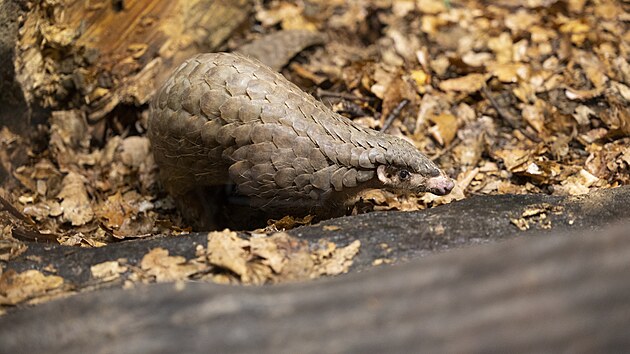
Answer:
[1,0,252,132]
[0,0,30,134]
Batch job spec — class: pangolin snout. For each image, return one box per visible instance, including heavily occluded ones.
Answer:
[426,175,455,196]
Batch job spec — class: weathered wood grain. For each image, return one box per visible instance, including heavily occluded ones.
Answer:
[1,0,252,130]
[1,219,628,353]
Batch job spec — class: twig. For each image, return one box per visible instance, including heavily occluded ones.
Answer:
[0,194,59,243]
[481,86,541,143]
[316,88,374,102]
[336,101,371,118]
[10,227,58,243]
[381,99,409,132]
[430,136,461,161]
[0,194,35,227]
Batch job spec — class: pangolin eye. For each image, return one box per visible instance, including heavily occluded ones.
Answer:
[398,169,411,180]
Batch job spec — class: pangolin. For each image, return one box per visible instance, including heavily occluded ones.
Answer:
[148,52,454,225]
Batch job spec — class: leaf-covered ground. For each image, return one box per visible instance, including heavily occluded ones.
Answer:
[0,0,628,305]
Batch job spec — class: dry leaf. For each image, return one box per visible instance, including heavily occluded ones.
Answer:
[0,269,64,305]
[314,240,361,276]
[494,148,531,171]
[57,172,94,226]
[428,113,458,146]
[438,74,487,93]
[140,248,201,283]
[521,100,546,133]
[250,235,285,274]
[491,63,529,83]
[119,136,151,168]
[554,169,599,196]
[91,260,128,282]
[267,215,314,230]
[206,230,249,279]
[573,105,595,126]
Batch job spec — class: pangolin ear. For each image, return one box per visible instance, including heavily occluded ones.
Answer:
[377,165,392,184]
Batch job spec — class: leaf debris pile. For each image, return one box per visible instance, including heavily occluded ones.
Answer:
[0,269,69,314]
[509,203,566,231]
[0,230,360,309]
[133,230,359,285]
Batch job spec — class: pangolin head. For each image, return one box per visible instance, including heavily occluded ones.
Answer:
[376,136,454,196]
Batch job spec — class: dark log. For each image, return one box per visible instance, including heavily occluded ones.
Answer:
[1,220,629,353]
[5,186,630,288]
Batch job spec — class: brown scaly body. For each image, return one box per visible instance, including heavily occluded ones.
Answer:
[148,52,453,219]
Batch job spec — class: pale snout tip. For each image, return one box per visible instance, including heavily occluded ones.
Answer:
[426,176,455,196]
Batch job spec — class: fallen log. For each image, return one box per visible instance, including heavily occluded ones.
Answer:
[4,186,630,288]
[0,0,252,134]
[1,218,628,353]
